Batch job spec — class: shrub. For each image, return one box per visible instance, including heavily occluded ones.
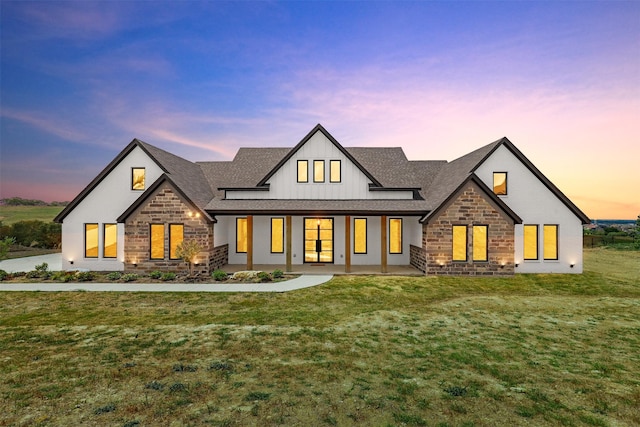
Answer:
[106,272,122,281]
[75,271,95,282]
[272,269,284,279]
[122,273,139,282]
[161,272,176,281]
[149,270,162,279]
[257,271,271,282]
[35,262,49,274]
[144,381,164,391]
[212,269,228,281]
[0,269,8,281]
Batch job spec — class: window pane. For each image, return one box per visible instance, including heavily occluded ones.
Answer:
[85,224,98,258]
[452,225,467,261]
[314,160,325,182]
[354,218,367,254]
[472,225,488,261]
[271,218,284,253]
[330,160,341,182]
[132,168,145,190]
[169,224,184,259]
[524,225,538,260]
[151,224,165,259]
[103,224,117,258]
[493,172,507,195]
[389,218,402,254]
[237,218,247,253]
[544,225,558,260]
[297,160,308,182]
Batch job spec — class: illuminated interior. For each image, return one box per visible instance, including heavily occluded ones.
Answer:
[169,224,184,259]
[150,224,165,259]
[313,160,325,182]
[354,218,367,254]
[304,218,333,262]
[472,225,488,261]
[297,160,308,183]
[271,218,284,253]
[493,172,507,195]
[132,168,145,190]
[330,160,341,183]
[524,224,538,260]
[389,218,402,254]
[543,224,558,260]
[85,223,98,258]
[236,218,247,253]
[452,225,467,261]
[103,224,117,258]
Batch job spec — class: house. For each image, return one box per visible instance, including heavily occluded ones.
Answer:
[54,124,590,275]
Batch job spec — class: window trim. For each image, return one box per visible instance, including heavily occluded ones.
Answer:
[523,224,539,261]
[270,217,284,254]
[313,160,325,183]
[472,224,488,262]
[103,223,117,259]
[543,224,559,260]
[169,223,184,260]
[353,218,367,254]
[150,223,165,260]
[297,160,308,183]
[329,160,341,183]
[84,223,99,258]
[236,217,248,253]
[493,171,508,195]
[389,218,403,254]
[132,167,146,191]
[452,225,468,262]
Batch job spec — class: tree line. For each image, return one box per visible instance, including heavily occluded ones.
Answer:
[1,197,68,206]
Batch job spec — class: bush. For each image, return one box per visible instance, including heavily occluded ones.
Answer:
[272,269,284,279]
[257,271,271,282]
[106,272,122,281]
[0,269,8,281]
[161,272,176,281]
[122,273,139,282]
[75,271,95,282]
[149,270,163,279]
[212,269,228,281]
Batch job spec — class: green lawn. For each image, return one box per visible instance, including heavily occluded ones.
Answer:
[1,248,639,426]
[0,205,64,225]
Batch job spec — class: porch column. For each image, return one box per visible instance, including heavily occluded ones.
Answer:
[247,215,253,270]
[285,215,292,272]
[345,215,351,273]
[381,215,388,273]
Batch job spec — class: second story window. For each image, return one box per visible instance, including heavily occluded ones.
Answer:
[493,172,507,195]
[313,160,325,182]
[330,160,341,183]
[132,168,145,190]
[297,160,308,183]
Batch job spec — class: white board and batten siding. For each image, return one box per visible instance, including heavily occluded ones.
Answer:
[475,145,584,273]
[60,146,164,271]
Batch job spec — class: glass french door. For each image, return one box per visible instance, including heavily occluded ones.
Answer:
[304,218,333,263]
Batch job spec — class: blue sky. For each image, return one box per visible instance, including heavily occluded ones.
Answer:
[1,1,639,218]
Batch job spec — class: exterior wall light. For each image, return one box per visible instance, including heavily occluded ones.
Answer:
[515,263,519,268]
[570,263,575,268]
[69,260,74,265]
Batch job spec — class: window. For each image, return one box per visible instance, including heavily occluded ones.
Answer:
[389,218,402,254]
[543,225,558,260]
[271,218,284,253]
[452,225,467,261]
[85,223,99,258]
[493,172,507,195]
[236,217,247,253]
[103,224,117,258]
[354,218,367,254]
[169,224,184,259]
[473,225,488,262]
[297,160,308,183]
[132,168,145,190]
[313,160,325,182]
[523,224,538,260]
[330,160,341,183]
[150,224,165,259]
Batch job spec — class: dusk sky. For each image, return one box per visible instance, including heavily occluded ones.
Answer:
[1,1,638,219]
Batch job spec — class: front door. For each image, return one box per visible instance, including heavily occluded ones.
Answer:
[304,218,333,263]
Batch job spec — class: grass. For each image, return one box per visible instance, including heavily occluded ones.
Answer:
[0,205,64,225]
[1,248,639,426]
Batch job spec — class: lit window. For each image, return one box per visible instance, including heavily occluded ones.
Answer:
[236,217,247,253]
[330,160,341,183]
[103,224,117,258]
[473,225,488,262]
[271,218,284,253]
[85,223,98,258]
[150,224,165,259]
[389,218,402,254]
[297,160,308,183]
[354,218,367,254]
[493,172,507,195]
[314,160,325,183]
[452,225,467,261]
[543,225,558,260]
[132,168,145,190]
[169,224,184,259]
[524,225,538,260]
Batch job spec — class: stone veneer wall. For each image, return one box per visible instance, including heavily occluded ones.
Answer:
[210,244,228,272]
[124,182,214,274]
[409,244,426,273]
[424,182,515,275]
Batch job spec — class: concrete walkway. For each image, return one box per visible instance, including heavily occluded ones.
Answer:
[0,253,62,273]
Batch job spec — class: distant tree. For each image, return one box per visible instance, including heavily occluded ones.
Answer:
[175,239,203,276]
[0,237,15,260]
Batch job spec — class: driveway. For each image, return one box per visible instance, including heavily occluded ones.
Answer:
[0,253,62,273]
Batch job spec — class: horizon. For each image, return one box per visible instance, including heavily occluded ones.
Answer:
[1,1,638,219]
